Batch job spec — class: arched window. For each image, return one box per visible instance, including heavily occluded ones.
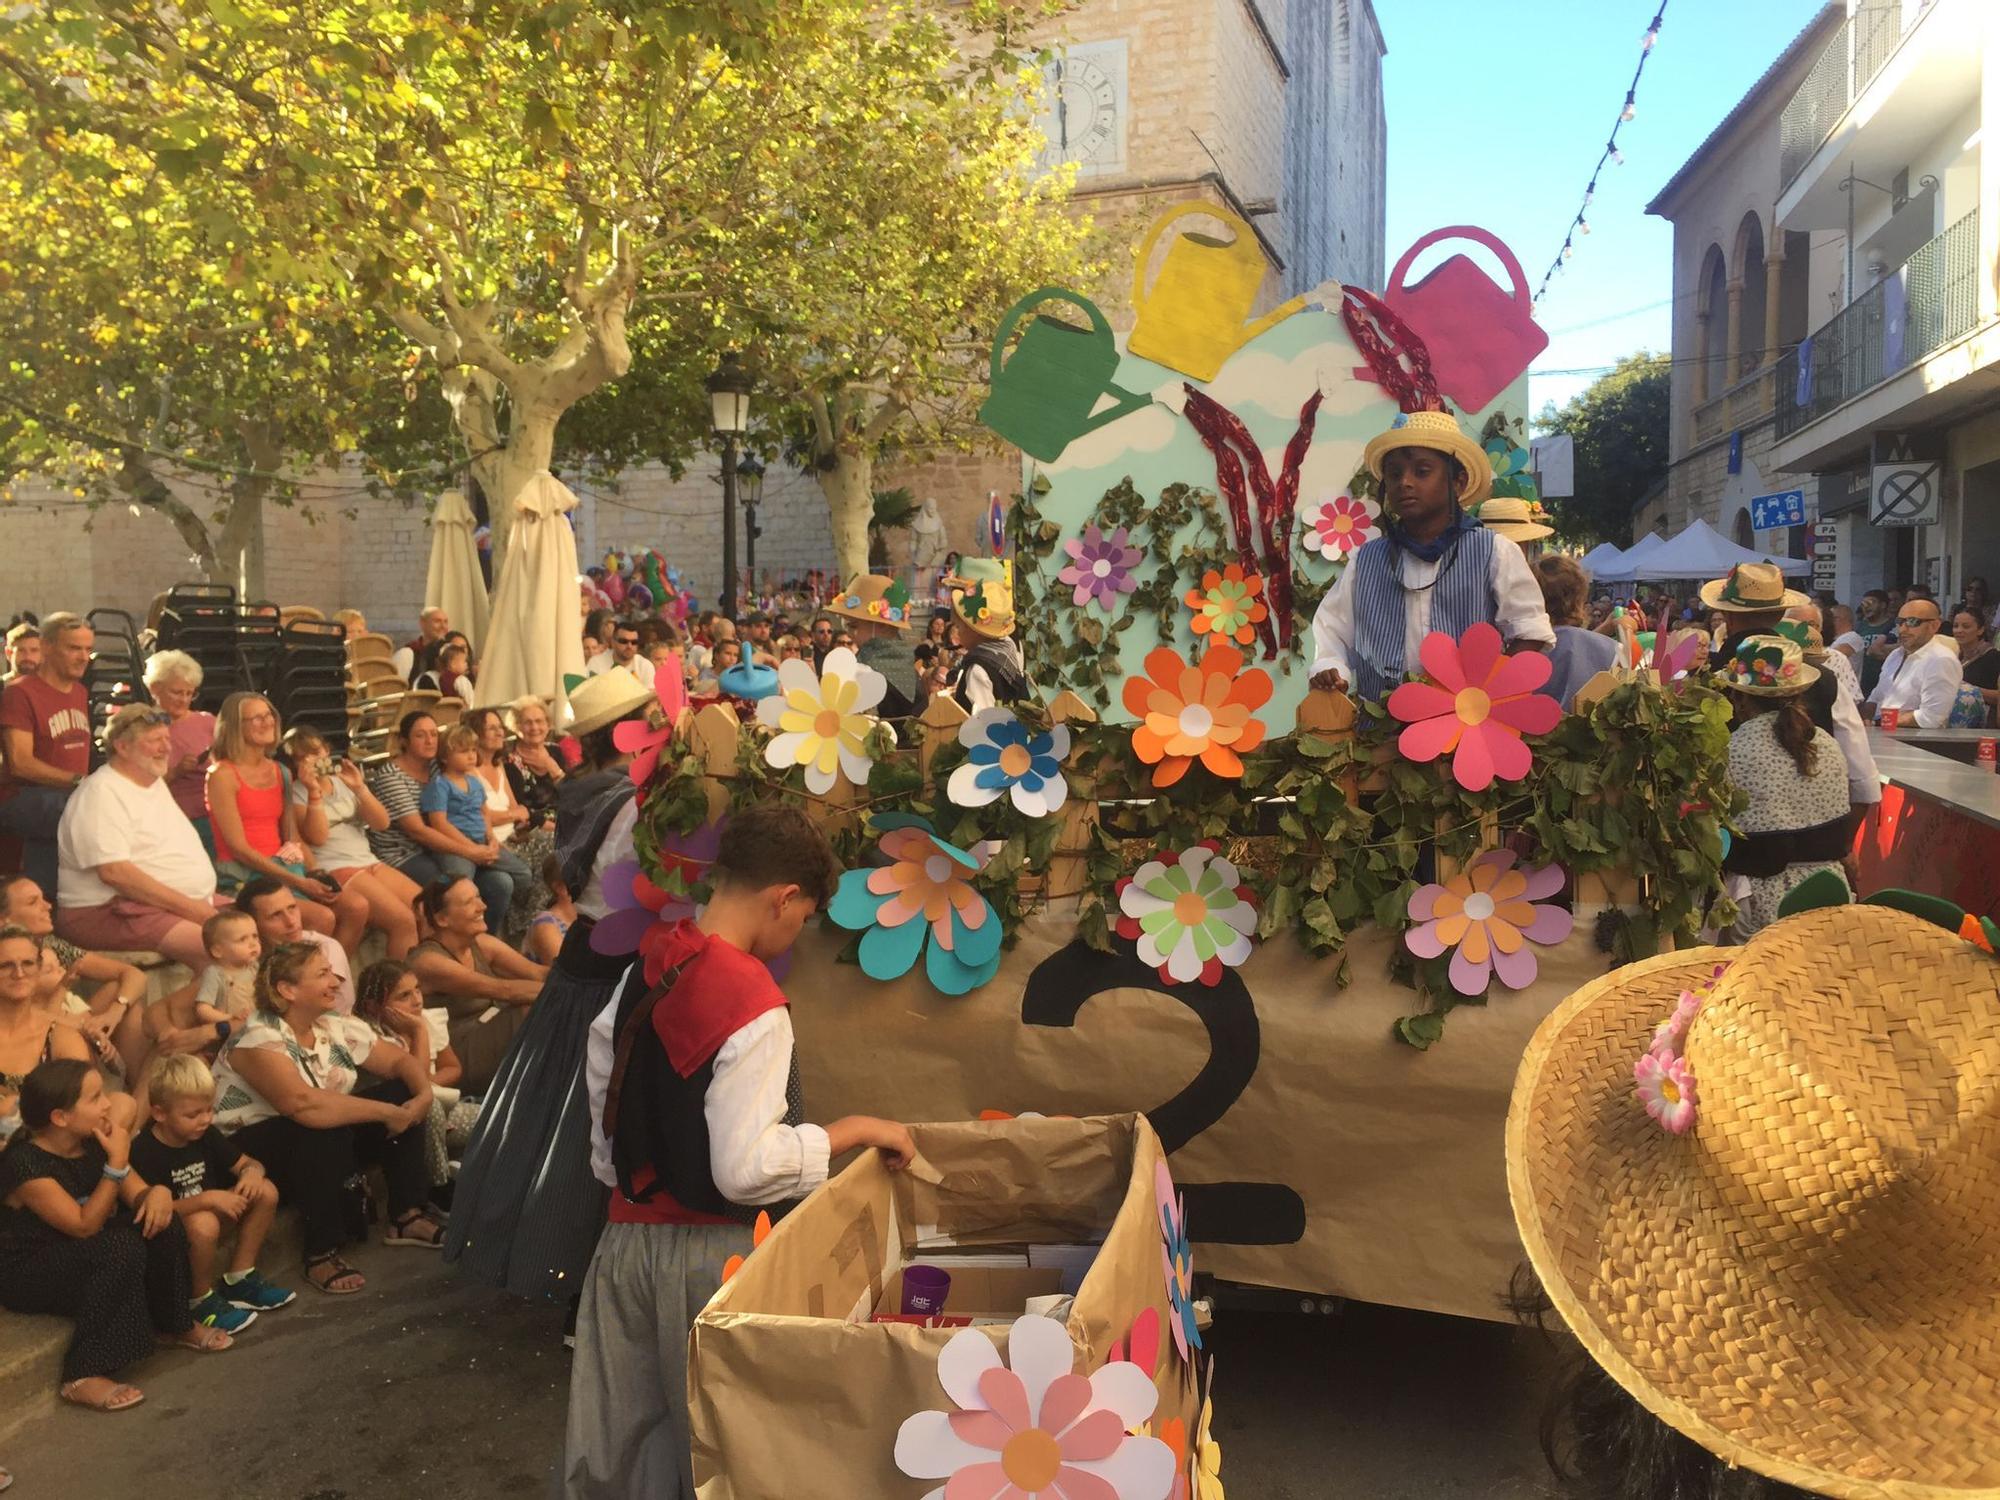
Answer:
[1735,213,1767,378]
[1696,244,1728,402]
[1734,510,1755,549]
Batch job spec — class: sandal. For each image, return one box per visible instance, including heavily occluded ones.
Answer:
[59,1378,144,1413]
[305,1251,366,1294]
[158,1325,232,1352]
[385,1210,445,1249]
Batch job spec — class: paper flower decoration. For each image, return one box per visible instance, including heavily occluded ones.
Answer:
[1110,1307,1161,1377]
[755,646,886,795]
[720,1210,771,1284]
[827,814,1002,994]
[893,1314,1176,1500]
[1485,436,1536,499]
[947,708,1071,818]
[1300,495,1378,561]
[1635,1049,1698,1134]
[1184,564,1267,646]
[1387,624,1560,791]
[612,659,689,787]
[1405,849,1573,996]
[1116,845,1256,987]
[1192,1387,1222,1500]
[1122,645,1271,789]
[1156,1160,1201,1363]
[1059,523,1144,612]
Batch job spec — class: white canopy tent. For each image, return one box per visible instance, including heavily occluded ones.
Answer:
[1624,518,1811,582]
[1583,530,1667,585]
[1578,541,1630,579]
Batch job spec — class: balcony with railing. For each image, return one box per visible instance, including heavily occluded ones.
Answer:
[1775,208,1982,438]
[1778,3,1912,192]
[1693,365,1779,447]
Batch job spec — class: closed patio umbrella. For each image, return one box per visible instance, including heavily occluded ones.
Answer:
[475,473,587,721]
[425,487,490,655]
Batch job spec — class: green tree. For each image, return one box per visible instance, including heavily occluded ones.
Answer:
[1534,351,1670,547]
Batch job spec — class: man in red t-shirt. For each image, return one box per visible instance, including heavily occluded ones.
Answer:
[0,612,95,897]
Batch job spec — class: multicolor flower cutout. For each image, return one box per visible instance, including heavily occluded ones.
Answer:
[1485,436,1536,500]
[756,646,886,795]
[1387,624,1561,792]
[1117,845,1256,987]
[1122,645,1271,789]
[947,708,1070,818]
[827,814,1001,994]
[1405,849,1573,996]
[1299,495,1378,562]
[1156,1160,1201,1363]
[612,660,690,787]
[1183,564,1268,646]
[1059,523,1145,612]
[893,1314,1177,1500]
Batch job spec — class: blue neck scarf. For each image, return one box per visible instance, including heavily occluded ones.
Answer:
[1385,506,1478,564]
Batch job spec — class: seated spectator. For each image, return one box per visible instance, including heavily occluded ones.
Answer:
[55,704,227,973]
[211,942,441,1295]
[505,696,566,831]
[525,854,578,966]
[407,878,548,1094]
[392,605,450,682]
[130,1054,292,1334]
[144,650,217,856]
[0,874,148,1080]
[468,707,551,945]
[235,878,354,1016]
[332,608,367,638]
[0,612,95,899]
[0,1060,230,1413]
[587,622,657,688]
[1866,598,1961,729]
[423,724,529,937]
[2,621,38,684]
[354,960,469,1200]
[206,693,364,951]
[189,909,262,1033]
[415,638,475,701]
[0,925,94,1138]
[281,727,420,958]
[366,711,514,926]
[1532,555,1621,708]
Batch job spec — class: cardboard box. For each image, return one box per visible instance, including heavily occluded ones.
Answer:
[875,1265,1065,1322]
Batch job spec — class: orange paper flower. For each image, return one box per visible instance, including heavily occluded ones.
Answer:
[1184,563,1268,646]
[1122,644,1271,788]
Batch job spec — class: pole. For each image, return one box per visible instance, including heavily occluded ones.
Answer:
[720,432,739,622]
[745,497,758,604]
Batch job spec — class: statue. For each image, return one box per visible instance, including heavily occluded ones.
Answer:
[909,496,950,574]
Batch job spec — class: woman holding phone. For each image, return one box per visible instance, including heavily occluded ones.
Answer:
[280,728,422,959]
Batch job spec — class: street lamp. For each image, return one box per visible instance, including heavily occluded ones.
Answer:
[706,351,755,621]
[737,457,766,607]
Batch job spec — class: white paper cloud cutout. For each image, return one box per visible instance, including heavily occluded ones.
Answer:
[1045,398,1180,474]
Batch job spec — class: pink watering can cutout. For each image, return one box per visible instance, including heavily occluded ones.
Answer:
[1364,227,1549,414]
[979,287,1151,463]
[1127,203,1307,383]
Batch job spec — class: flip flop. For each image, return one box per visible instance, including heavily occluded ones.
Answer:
[59,1380,145,1413]
[157,1325,233,1353]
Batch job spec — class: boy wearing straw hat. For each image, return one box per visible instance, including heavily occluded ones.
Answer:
[1308,410,1552,700]
[946,559,1030,713]
[825,575,918,719]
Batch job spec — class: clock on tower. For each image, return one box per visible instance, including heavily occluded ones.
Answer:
[1035,39,1128,179]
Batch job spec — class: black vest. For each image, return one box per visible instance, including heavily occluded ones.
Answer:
[952,641,1030,710]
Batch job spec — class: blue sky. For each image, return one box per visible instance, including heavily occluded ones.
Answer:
[1380,0,1830,419]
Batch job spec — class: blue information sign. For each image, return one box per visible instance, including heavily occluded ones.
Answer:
[1750,489,1806,530]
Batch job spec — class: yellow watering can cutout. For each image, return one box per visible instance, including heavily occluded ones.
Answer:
[1127,203,1309,383]
[979,288,1151,464]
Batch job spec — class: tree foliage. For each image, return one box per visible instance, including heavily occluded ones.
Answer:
[1534,351,1670,547]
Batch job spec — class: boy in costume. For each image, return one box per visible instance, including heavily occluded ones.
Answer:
[561,805,915,1499]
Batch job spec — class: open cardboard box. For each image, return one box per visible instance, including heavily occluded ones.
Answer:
[873,1264,1066,1326]
[688,1114,1197,1499]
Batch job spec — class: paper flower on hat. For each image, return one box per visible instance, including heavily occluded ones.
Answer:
[1300,495,1377,561]
[1634,1049,1698,1134]
[755,646,885,795]
[589,816,721,972]
[1122,644,1271,789]
[1405,849,1573,996]
[1387,624,1560,791]
[1116,844,1256,987]
[946,708,1070,818]
[826,814,1002,994]
[613,658,689,788]
[1059,523,1144,612]
[893,1314,1176,1500]
[1484,437,1536,499]
[1156,1160,1201,1362]
[1184,564,1267,646]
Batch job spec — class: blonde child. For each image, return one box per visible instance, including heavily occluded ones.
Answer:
[421,724,529,936]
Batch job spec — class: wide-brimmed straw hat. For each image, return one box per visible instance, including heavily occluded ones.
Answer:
[1475,496,1552,542]
[1508,904,2000,1498]
[825,575,913,631]
[565,666,655,736]
[1715,632,1819,696]
[1697,560,1809,613]
[1362,410,1493,506]
[948,558,1017,642]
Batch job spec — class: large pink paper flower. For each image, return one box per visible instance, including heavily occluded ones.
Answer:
[1387,623,1560,791]
[612,660,690,788]
[1405,849,1572,996]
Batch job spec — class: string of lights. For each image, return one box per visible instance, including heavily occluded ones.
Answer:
[1532,4,1670,307]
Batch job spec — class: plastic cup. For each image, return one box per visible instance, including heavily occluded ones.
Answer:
[901,1265,951,1317]
[1880,708,1900,731]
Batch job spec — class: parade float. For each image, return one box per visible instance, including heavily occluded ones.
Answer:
[656,207,1737,1497]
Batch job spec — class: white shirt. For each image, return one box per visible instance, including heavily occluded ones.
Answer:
[290,777,376,871]
[586,988,831,1205]
[1308,533,1553,685]
[1831,630,1865,659]
[1819,653,1880,805]
[1870,635,1962,729]
[57,765,217,910]
[305,929,356,1015]
[586,650,655,689]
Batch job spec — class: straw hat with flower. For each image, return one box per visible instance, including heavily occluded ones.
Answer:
[1361,410,1493,506]
[825,574,913,632]
[1475,496,1551,543]
[1715,632,1819,697]
[1698,560,1809,613]
[564,665,655,736]
[1508,903,2000,1498]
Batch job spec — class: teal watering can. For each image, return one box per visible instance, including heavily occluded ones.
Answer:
[979,288,1151,463]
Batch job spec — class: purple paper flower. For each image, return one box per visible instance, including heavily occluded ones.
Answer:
[1057,523,1143,612]
[588,820,792,981]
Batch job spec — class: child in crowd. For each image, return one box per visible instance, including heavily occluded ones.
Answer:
[0,1060,232,1414]
[151,909,263,1070]
[525,854,576,967]
[423,724,530,931]
[130,1054,293,1333]
[561,805,915,1498]
[354,959,472,1196]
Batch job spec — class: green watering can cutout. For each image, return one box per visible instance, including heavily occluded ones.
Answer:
[979,288,1151,463]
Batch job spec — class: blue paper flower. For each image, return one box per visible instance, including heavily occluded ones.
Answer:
[945,709,1070,818]
[826,814,1002,995]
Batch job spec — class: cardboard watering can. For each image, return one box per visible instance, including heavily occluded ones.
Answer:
[1377,226,1548,413]
[1127,203,1307,382]
[979,288,1151,463]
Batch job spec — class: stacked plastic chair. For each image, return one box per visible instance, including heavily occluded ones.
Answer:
[155,583,246,711]
[274,618,349,752]
[83,608,145,767]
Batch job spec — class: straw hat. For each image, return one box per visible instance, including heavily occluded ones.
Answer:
[1475,496,1552,543]
[1697,560,1809,613]
[1362,410,1493,506]
[1508,904,2000,1498]
[1715,632,1819,696]
[565,666,655,736]
[947,558,1017,642]
[825,575,913,631]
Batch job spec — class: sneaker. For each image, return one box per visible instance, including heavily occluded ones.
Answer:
[191,1292,257,1335]
[222,1270,297,1312]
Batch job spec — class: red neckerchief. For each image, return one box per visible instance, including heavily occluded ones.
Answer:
[646,920,790,1078]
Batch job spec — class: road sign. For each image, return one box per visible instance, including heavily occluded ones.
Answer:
[1750,489,1806,530]
[1811,520,1837,540]
[1871,431,1943,528]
